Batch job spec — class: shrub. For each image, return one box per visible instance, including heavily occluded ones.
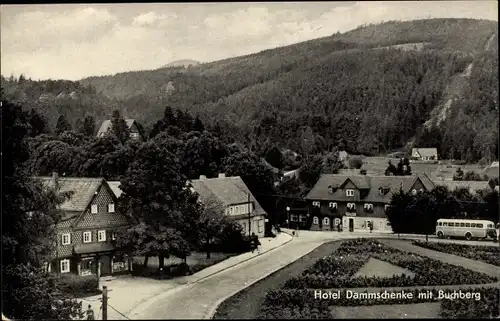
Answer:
[58,274,100,297]
[213,221,252,253]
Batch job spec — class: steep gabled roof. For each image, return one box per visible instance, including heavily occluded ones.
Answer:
[412,148,438,157]
[189,176,266,216]
[306,174,435,203]
[96,119,136,136]
[36,177,104,212]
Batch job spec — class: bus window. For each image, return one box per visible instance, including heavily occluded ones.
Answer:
[487,224,493,228]
[437,222,441,226]
[471,223,476,227]
[465,223,470,227]
[460,223,465,227]
[449,223,455,227]
[476,223,483,228]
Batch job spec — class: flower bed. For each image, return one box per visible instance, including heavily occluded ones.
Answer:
[412,240,500,267]
[284,239,496,289]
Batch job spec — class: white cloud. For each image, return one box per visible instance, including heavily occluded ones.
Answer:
[132,11,177,27]
[0,2,497,80]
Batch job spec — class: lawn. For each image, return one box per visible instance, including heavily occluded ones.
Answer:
[411,241,500,267]
[214,238,499,319]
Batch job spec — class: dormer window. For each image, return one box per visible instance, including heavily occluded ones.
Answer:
[347,203,356,211]
[419,189,424,193]
[346,189,354,197]
[412,189,417,195]
[384,204,390,212]
[328,202,337,209]
[364,203,373,212]
[328,185,333,194]
[379,187,384,195]
[312,201,320,207]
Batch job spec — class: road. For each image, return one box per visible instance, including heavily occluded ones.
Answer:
[129,231,498,319]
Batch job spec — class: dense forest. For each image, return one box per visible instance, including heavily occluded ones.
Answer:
[1,18,498,162]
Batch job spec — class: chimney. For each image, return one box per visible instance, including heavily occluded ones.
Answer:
[52,172,59,190]
[199,175,207,180]
[218,173,226,178]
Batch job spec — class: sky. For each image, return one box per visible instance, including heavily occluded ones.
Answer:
[1,1,497,81]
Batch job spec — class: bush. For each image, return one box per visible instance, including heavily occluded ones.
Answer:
[212,221,252,253]
[58,274,100,297]
[412,241,500,267]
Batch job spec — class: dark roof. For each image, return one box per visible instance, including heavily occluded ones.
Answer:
[36,177,104,212]
[306,174,435,203]
[189,175,266,216]
[96,119,136,137]
[74,242,116,255]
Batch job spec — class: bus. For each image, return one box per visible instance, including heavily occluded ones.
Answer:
[435,219,496,240]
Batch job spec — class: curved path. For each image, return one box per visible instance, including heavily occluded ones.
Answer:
[129,231,499,319]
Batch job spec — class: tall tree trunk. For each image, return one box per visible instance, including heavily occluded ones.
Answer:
[206,237,211,259]
[158,253,165,270]
[143,255,149,267]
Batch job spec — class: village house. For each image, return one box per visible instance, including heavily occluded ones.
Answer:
[433,180,495,195]
[96,119,146,140]
[411,148,438,161]
[305,174,435,233]
[189,173,267,238]
[37,173,131,277]
[482,161,499,179]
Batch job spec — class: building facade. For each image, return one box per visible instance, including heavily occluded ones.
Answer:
[305,174,435,233]
[189,173,267,238]
[411,148,438,161]
[37,173,131,277]
[96,119,145,140]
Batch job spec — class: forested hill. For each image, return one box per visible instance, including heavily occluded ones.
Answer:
[2,18,498,162]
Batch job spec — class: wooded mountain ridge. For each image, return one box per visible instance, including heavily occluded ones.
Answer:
[1,18,498,162]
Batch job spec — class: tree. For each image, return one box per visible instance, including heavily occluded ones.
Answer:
[110,110,130,144]
[192,116,205,132]
[79,115,96,137]
[453,167,465,181]
[1,97,83,319]
[26,108,48,137]
[299,154,324,190]
[55,114,71,135]
[386,189,414,234]
[322,151,344,174]
[117,137,202,270]
[181,132,228,179]
[348,157,363,170]
[265,145,284,170]
[196,196,231,259]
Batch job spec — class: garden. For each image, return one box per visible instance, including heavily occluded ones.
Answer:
[411,240,500,267]
[214,239,499,319]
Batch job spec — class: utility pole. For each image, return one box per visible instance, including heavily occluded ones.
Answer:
[248,193,251,236]
[102,286,108,320]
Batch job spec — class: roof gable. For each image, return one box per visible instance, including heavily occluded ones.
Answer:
[412,148,437,157]
[36,177,104,212]
[96,119,137,136]
[107,181,123,198]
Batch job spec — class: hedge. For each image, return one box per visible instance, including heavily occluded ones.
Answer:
[58,274,100,297]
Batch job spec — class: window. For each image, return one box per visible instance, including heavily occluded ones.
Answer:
[83,231,92,243]
[346,189,354,197]
[384,205,390,211]
[98,230,106,242]
[60,259,70,273]
[443,222,447,226]
[313,216,319,224]
[419,189,424,193]
[449,223,455,227]
[312,201,320,207]
[323,217,330,225]
[235,206,240,214]
[299,215,306,222]
[130,132,139,138]
[347,203,356,210]
[380,221,384,230]
[329,202,337,209]
[108,203,115,213]
[91,204,98,214]
[476,223,483,228]
[61,233,71,245]
[471,223,476,227]
[460,223,465,227]
[364,203,373,212]
[465,223,471,227]
[334,218,341,226]
[290,214,298,222]
[487,224,493,228]
[412,189,417,195]
[438,222,442,226]
[111,232,117,240]
[230,207,234,215]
